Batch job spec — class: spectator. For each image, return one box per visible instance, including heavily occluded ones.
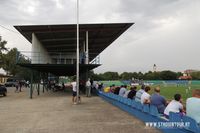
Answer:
[128,86,137,99]
[86,78,91,97]
[135,85,145,102]
[15,80,19,93]
[164,94,185,118]
[186,89,200,123]
[114,87,120,95]
[141,86,151,104]
[110,84,115,93]
[119,85,127,97]
[123,87,131,98]
[150,87,167,114]
[19,80,23,92]
[71,80,77,104]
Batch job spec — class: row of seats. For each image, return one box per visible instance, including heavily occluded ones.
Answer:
[99,91,200,133]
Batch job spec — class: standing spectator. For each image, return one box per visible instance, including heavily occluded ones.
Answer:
[164,94,185,118]
[119,85,127,97]
[150,87,167,114]
[15,80,19,93]
[128,86,137,99]
[186,89,200,123]
[86,79,91,97]
[141,86,151,104]
[71,80,77,104]
[26,80,30,88]
[135,85,145,102]
[19,80,23,92]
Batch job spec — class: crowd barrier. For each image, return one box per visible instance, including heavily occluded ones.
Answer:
[97,91,200,133]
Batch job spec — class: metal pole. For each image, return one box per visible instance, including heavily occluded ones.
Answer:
[86,31,89,64]
[30,70,33,99]
[76,0,80,100]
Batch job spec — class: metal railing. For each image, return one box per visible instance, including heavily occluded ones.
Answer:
[16,51,100,65]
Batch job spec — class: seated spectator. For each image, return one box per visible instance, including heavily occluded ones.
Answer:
[110,84,115,93]
[150,87,167,114]
[114,86,120,95]
[164,94,185,118]
[186,89,200,123]
[119,85,127,97]
[123,87,131,98]
[127,86,137,99]
[141,86,151,104]
[135,85,145,102]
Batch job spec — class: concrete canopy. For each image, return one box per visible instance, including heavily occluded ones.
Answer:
[14,23,133,76]
[14,23,134,61]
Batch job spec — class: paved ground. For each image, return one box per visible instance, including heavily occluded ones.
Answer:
[0,87,161,133]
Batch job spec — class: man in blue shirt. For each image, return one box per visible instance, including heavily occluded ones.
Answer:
[186,89,200,123]
[150,87,167,114]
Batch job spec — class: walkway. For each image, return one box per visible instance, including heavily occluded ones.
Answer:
[0,87,161,133]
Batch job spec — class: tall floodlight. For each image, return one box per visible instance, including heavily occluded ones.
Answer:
[76,0,80,100]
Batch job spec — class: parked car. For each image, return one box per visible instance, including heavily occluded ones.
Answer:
[0,84,7,96]
[5,78,17,87]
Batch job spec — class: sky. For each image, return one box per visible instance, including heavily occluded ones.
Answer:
[0,0,200,74]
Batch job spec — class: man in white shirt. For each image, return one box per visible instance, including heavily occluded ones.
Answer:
[123,89,131,98]
[71,80,77,104]
[164,94,184,117]
[186,89,200,123]
[141,86,151,104]
[86,79,91,97]
[119,85,127,97]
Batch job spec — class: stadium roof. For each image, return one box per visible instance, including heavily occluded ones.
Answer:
[14,23,134,61]
[19,64,100,76]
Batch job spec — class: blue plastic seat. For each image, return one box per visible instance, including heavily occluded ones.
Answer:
[131,100,137,108]
[149,105,159,117]
[169,112,182,122]
[143,104,150,113]
[135,101,143,110]
[183,116,200,133]
[127,99,132,106]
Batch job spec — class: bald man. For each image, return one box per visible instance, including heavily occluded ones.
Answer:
[150,87,167,114]
[186,89,200,123]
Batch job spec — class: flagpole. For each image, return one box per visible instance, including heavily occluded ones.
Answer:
[76,0,80,102]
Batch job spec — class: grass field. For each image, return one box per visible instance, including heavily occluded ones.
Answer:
[100,80,200,104]
[149,84,197,103]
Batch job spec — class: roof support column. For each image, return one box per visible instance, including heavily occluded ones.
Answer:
[86,31,89,64]
[29,70,33,99]
[76,0,80,101]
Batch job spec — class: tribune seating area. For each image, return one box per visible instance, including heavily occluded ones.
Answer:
[98,91,200,133]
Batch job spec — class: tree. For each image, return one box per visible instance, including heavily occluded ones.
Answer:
[102,71,119,80]
[160,70,177,80]
[0,36,8,67]
[191,72,200,80]
[120,72,133,80]
[0,36,8,52]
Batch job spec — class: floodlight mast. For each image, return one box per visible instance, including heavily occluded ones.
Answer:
[76,0,79,101]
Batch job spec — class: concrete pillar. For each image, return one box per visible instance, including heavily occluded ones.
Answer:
[32,33,51,64]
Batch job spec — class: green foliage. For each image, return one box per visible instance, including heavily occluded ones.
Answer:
[191,72,200,80]
[90,70,184,81]
[160,70,177,80]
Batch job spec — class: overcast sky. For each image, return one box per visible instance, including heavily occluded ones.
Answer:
[0,0,200,74]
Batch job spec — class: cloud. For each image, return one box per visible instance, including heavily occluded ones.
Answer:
[0,0,200,73]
